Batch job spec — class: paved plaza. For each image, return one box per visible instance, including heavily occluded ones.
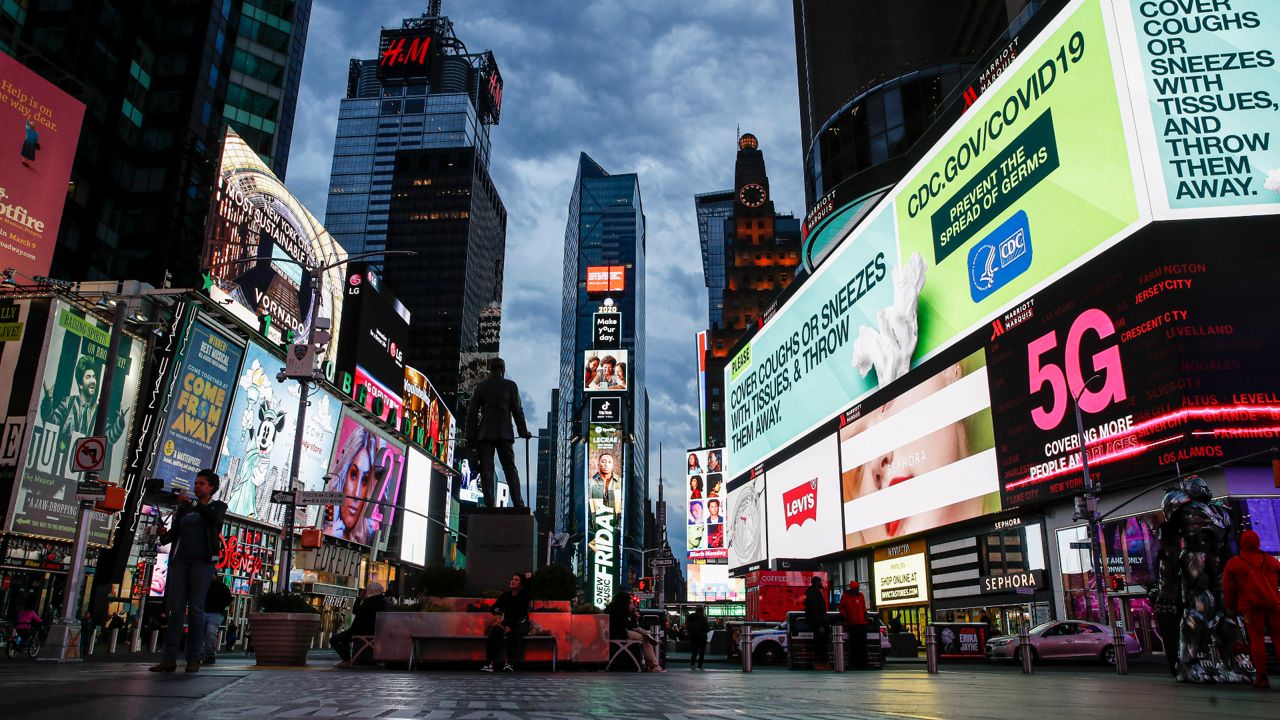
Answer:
[1,654,1276,720]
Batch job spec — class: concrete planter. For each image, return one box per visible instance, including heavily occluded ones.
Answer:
[247,612,320,666]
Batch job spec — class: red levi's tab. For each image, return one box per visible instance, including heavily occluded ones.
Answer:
[782,479,818,530]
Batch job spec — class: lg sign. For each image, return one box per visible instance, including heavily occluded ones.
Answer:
[782,479,818,530]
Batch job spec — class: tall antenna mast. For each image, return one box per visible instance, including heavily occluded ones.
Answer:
[428,0,442,17]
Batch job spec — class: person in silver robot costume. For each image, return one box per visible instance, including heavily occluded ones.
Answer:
[1156,475,1253,683]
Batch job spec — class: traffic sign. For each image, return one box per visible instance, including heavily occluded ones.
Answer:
[72,436,108,474]
[650,558,676,568]
[270,490,297,505]
[75,479,106,501]
[298,490,344,506]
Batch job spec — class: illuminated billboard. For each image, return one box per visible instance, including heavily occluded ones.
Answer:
[323,410,406,546]
[336,263,407,427]
[405,365,455,465]
[201,129,347,378]
[686,447,726,561]
[377,27,439,80]
[5,301,145,545]
[0,53,85,280]
[989,224,1280,508]
[584,349,628,392]
[687,563,745,603]
[764,433,844,563]
[586,265,626,294]
[151,315,246,492]
[725,0,1149,477]
[401,449,432,567]
[214,342,341,527]
[586,423,624,607]
[1113,0,1280,219]
[873,539,930,607]
[840,345,1000,549]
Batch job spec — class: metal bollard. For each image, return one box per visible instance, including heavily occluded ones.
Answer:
[1112,624,1129,675]
[131,625,142,653]
[925,624,939,674]
[1019,625,1033,674]
[87,628,98,656]
[832,627,846,672]
[148,629,159,653]
[740,626,753,673]
[108,628,119,654]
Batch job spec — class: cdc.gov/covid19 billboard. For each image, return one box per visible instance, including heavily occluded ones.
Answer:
[723,0,1280,481]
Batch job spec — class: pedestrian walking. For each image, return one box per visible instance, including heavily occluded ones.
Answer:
[330,582,389,668]
[224,620,239,651]
[804,576,831,669]
[203,574,233,664]
[149,469,226,673]
[686,607,708,670]
[838,580,868,668]
[80,610,94,657]
[482,572,533,672]
[1224,529,1280,689]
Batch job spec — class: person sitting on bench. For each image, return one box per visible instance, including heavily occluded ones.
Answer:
[482,572,533,672]
[332,581,388,668]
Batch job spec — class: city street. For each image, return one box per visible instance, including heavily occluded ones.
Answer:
[1,655,1276,720]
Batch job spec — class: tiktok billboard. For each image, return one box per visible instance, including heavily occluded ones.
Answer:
[988,218,1280,508]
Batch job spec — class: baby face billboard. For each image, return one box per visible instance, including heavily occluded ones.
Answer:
[725,0,1145,478]
[151,316,245,491]
[0,53,85,279]
[323,412,406,547]
[7,301,144,544]
[214,342,340,526]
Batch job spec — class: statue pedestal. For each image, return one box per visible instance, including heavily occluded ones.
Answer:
[465,508,537,595]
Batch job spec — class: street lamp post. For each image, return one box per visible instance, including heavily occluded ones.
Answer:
[1070,374,1110,626]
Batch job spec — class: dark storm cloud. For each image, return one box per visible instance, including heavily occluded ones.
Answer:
[289,1,803,556]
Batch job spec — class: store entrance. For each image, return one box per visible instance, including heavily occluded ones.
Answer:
[880,604,929,643]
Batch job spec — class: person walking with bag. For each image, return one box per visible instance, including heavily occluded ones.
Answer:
[686,607,709,670]
[149,469,226,673]
[1224,529,1280,689]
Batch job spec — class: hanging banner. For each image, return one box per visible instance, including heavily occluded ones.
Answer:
[151,316,245,491]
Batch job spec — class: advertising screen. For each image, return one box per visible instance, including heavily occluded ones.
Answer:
[214,342,341,527]
[724,0,1146,478]
[840,345,1000,549]
[378,27,439,80]
[687,563,746,603]
[586,423,624,607]
[336,263,407,422]
[584,349,629,392]
[201,129,346,377]
[478,301,502,353]
[453,446,483,504]
[685,447,726,561]
[726,469,767,570]
[0,299,48,470]
[586,265,626,294]
[0,53,85,280]
[873,540,930,607]
[764,434,843,562]
[7,301,144,545]
[988,223,1280,507]
[401,449,432,567]
[152,315,245,491]
[323,411,406,546]
[1113,0,1280,219]
[405,365,454,464]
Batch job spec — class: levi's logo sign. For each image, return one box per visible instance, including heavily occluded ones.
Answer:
[782,479,818,529]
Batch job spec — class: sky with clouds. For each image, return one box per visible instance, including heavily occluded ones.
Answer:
[286,0,805,554]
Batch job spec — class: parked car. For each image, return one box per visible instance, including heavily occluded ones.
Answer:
[987,620,1142,665]
[748,612,891,665]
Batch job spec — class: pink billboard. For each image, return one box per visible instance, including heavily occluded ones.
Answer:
[322,411,406,546]
[1,54,84,279]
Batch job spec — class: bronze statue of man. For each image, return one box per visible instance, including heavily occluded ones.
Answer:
[464,357,532,508]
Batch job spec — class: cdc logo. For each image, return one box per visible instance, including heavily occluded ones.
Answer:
[968,210,1032,303]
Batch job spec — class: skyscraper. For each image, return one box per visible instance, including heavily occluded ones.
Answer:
[7,0,312,285]
[323,8,505,399]
[534,389,558,567]
[557,153,648,601]
[696,135,800,448]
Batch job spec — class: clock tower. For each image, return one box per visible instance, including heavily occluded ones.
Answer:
[734,133,771,213]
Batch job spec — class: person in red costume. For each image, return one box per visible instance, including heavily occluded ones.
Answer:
[838,580,868,668]
[1223,530,1280,689]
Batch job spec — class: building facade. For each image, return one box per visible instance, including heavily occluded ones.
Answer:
[5,0,311,286]
[556,153,648,600]
[322,10,505,400]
